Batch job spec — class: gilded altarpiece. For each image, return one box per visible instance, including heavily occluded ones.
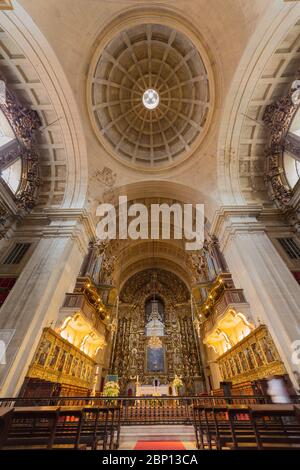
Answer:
[111,269,205,394]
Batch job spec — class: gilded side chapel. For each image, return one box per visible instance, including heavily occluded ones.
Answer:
[0,0,299,454]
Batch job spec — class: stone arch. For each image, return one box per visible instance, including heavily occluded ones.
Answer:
[119,268,190,319]
[96,180,210,289]
[0,2,88,209]
[217,3,300,206]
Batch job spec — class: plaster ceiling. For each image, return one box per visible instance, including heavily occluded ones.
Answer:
[238,19,300,204]
[88,23,211,169]
[0,0,299,216]
[0,24,67,207]
[13,0,279,214]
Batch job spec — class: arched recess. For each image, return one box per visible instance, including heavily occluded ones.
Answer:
[0,2,88,208]
[217,2,300,206]
[104,179,209,206]
[116,240,192,291]
[97,180,210,289]
[119,268,190,304]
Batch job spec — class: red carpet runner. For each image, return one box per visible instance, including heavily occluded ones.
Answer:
[134,441,186,450]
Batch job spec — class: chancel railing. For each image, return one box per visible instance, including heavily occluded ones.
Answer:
[2,395,298,424]
[1,396,300,450]
[121,398,191,425]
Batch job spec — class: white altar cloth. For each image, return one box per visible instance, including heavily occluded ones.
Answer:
[136,384,172,396]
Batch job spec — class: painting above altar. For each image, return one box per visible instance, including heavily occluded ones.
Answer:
[147,346,165,373]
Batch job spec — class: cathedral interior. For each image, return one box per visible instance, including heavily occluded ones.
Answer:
[0,0,300,453]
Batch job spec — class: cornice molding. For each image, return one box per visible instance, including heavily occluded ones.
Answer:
[210,205,287,251]
[211,204,262,231]
[0,1,12,10]
[13,208,96,254]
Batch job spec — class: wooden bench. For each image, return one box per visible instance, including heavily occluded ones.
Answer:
[0,406,60,449]
[193,403,300,450]
[0,404,121,450]
[193,404,254,449]
[54,406,113,450]
[249,404,300,450]
[0,408,14,450]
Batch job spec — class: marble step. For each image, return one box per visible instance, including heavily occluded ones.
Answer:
[120,425,195,442]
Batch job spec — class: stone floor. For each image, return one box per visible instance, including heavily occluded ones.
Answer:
[118,425,197,450]
[119,440,196,450]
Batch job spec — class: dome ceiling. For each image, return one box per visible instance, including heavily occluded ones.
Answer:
[88,24,211,169]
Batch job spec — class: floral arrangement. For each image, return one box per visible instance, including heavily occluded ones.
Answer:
[172,375,183,391]
[103,380,120,397]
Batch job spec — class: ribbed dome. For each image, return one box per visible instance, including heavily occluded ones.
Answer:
[88,24,211,168]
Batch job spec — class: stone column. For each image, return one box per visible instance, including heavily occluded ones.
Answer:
[0,212,92,396]
[212,207,300,389]
[207,352,223,390]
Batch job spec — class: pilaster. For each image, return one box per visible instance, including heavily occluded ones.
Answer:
[211,206,300,389]
[0,208,95,396]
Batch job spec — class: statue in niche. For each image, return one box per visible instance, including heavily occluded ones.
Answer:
[93,239,116,285]
[130,345,138,369]
[202,241,218,280]
[49,346,60,368]
[204,235,229,276]
[193,318,201,336]
[168,305,177,323]
[251,343,264,367]
[90,239,109,283]
[188,251,210,283]
[174,347,182,367]
[145,298,164,337]
[259,337,275,363]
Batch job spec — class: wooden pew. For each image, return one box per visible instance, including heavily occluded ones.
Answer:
[193,404,254,449]
[44,406,113,450]
[0,404,121,451]
[249,404,300,449]
[193,403,300,450]
[61,406,112,450]
[104,404,121,450]
[0,406,60,449]
[53,406,84,449]
[217,405,253,450]
[0,408,14,450]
